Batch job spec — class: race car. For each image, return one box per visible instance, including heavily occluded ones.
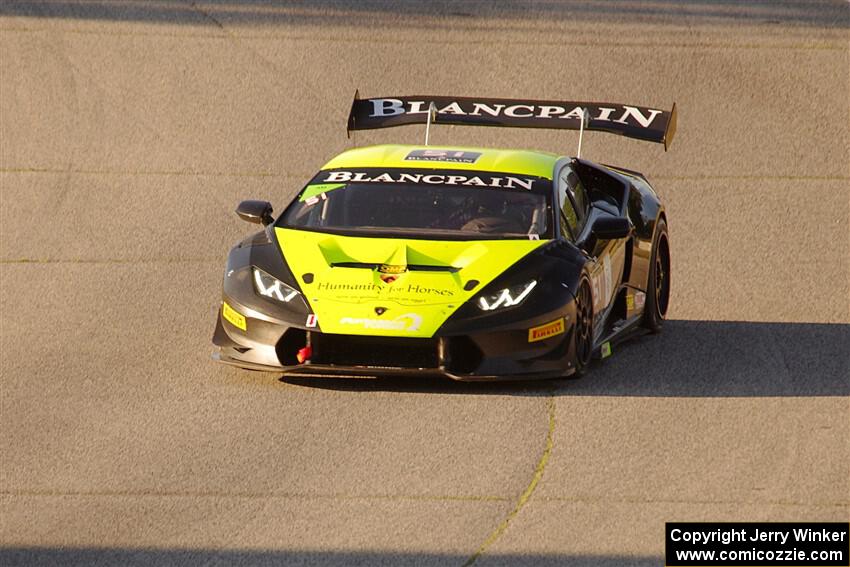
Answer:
[212,94,676,380]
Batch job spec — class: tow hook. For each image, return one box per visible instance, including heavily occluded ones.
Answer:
[296,345,312,364]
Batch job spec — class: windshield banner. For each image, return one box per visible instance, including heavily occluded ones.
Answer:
[311,168,550,193]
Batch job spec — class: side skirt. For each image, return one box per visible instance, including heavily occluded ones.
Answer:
[591,313,650,359]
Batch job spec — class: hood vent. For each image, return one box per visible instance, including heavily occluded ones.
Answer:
[330,262,460,273]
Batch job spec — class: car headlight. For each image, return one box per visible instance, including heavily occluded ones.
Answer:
[253,268,300,302]
[477,280,537,311]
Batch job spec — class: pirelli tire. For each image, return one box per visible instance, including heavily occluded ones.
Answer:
[643,218,670,333]
[571,277,594,378]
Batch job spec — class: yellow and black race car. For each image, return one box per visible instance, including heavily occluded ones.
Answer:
[212,94,676,380]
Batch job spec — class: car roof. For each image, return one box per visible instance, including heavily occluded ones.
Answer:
[320,144,562,180]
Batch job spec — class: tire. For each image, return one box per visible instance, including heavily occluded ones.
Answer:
[643,218,670,333]
[571,278,594,377]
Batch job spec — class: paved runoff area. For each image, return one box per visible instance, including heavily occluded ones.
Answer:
[1,2,848,565]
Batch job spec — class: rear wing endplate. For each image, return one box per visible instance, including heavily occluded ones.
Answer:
[347,93,677,150]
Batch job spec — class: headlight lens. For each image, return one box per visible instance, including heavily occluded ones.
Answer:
[477,280,537,311]
[253,268,300,302]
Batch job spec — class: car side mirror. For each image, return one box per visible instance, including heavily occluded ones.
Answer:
[590,216,631,239]
[236,200,274,225]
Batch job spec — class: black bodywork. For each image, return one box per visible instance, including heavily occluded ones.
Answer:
[212,157,668,381]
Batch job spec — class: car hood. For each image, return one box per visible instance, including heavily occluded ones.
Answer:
[275,227,546,337]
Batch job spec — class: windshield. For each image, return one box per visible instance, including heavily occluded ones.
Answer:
[278,168,553,240]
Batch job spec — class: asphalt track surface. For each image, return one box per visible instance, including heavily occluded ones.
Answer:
[1,2,848,566]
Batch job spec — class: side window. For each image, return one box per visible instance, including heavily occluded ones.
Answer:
[565,169,589,234]
[558,170,579,241]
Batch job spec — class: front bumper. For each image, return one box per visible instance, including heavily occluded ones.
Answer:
[212,297,577,381]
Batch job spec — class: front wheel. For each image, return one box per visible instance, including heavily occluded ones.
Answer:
[643,219,670,333]
[571,278,594,377]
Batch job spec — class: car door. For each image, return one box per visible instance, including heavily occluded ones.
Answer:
[557,164,628,335]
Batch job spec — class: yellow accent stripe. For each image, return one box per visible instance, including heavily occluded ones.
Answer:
[462,396,556,567]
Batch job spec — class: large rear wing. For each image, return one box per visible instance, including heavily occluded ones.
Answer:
[347,94,677,151]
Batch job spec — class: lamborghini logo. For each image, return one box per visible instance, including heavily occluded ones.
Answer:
[378,263,406,284]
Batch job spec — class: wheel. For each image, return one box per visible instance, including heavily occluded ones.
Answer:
[572,278,594,377]
[643,218,670,333]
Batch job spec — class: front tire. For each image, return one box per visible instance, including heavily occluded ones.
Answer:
[643,219,670,333]
[572,278,594,377]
